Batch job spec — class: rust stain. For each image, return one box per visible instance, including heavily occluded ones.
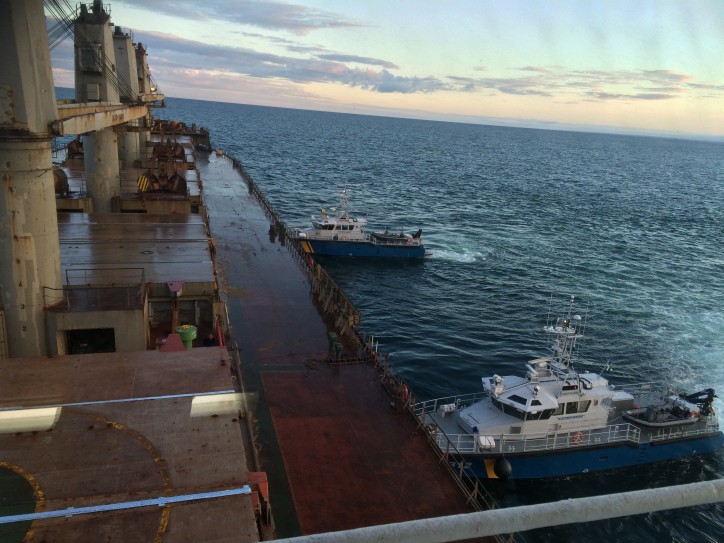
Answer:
[0,84,18,129]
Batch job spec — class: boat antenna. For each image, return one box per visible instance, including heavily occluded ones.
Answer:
[546,293,554,326]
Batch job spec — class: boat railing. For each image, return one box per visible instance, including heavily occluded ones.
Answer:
[623,381,672,404]
[370,235,421,247]
[414,392,487,419]
[616,381,710,406]
[422,420,643,456]
[647,418,721,443]
[415,391,721,456]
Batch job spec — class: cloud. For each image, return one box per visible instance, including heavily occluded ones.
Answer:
[49,6,724,106]
[318,54,398,70]
[368,71,447,93]
[471,67,724,102]
[115,0,365,35]
[134,30,441,93]
[517,66,553,74]
[584,92,673,101]
[133,30,724,102]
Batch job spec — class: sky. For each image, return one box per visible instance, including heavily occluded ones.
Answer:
[49,0,724,139]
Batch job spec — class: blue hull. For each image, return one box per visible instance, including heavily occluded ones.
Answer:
[300,239,425,258]
[458,434,724,479]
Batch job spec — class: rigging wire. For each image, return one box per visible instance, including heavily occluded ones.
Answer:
[43,0,154,102]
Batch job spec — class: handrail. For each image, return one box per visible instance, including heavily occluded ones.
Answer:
[269,479,724,543]
[43,267,146,311]
[64,267,145,287]
[227,155,361,334]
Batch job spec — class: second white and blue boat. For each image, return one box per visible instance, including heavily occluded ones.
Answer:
[415,296,723,479]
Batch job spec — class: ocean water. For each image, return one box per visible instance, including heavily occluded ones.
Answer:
[159,99,723,542]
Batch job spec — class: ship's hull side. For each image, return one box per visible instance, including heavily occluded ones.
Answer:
[458,433,724,479]
[300,239,425,258]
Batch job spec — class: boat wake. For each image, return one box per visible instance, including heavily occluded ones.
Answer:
[427,247,484,263]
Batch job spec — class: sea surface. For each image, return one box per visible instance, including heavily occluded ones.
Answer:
[159,98,723,543]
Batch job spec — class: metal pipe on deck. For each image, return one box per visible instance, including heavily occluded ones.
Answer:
[273,479,724,543]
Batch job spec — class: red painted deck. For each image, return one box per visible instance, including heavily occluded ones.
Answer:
[265,367,470,533]
[201,155,479,538]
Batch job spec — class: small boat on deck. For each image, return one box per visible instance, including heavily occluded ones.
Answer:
[622,390,712,428]
[296,189,425,258]
[415,296,723,479]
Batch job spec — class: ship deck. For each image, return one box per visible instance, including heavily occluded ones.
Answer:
[0,348,258,542]
[199,153,480,537]
[57,212,214,284]
[2,143,258,541]
[1,144,486,543]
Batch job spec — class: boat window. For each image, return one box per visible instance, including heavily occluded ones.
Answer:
[531,399,542,406]
[511,408,525,420]
[526,406,556,421]
[509,394,527,405]
[335,225,342,230]
[552,403,564,416]
[539,408,555,420]
[564,401,591,414]
[494,398,526,420]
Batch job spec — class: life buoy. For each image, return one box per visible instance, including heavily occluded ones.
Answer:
[572,431,584,445]
[341,235,348,241]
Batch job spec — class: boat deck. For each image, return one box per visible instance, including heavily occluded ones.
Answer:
[200,154,481,537]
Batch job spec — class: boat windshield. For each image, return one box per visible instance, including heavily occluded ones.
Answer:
[313,222,335,230]
[552,400,591,416]
[491,397,555,421]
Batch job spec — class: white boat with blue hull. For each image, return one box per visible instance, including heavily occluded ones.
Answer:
[296,189,425,258]
[415,296,723,479]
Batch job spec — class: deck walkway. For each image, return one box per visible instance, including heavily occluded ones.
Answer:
[200,153,477,538]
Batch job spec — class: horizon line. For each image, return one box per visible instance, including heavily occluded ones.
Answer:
[53,86,724,144]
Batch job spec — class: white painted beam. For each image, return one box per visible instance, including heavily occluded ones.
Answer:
[274,479,724,543]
